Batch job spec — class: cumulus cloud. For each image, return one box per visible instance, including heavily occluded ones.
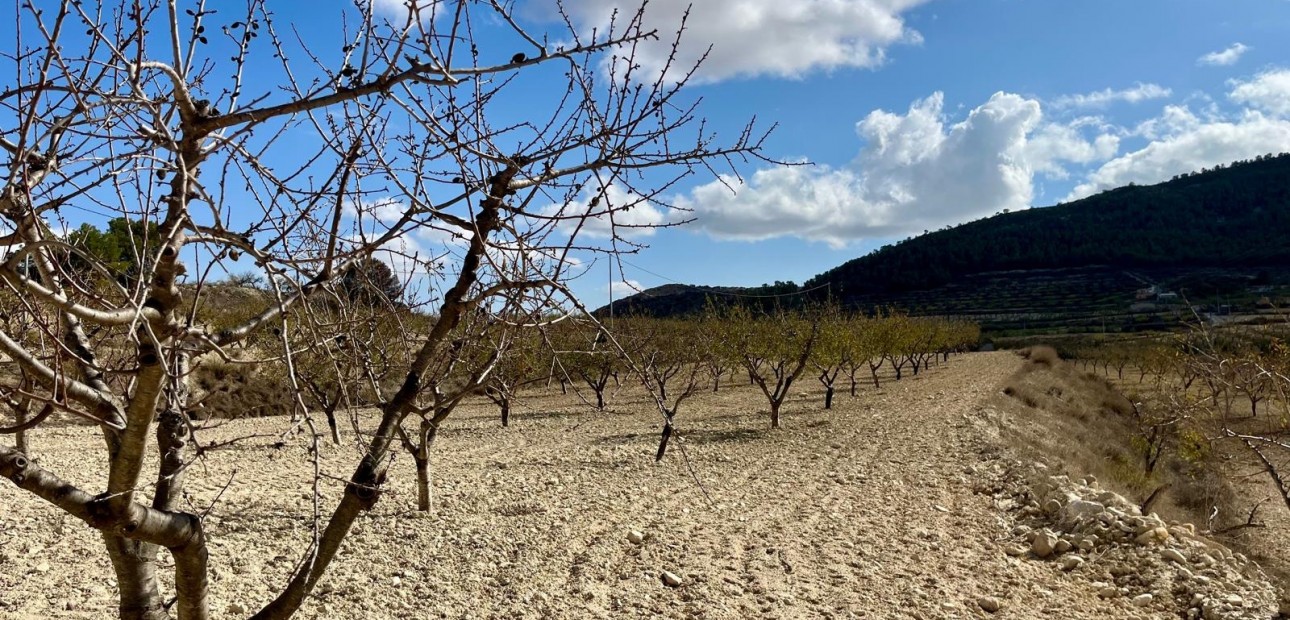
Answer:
[1051,83,1172,109]
[556,0,929,83]
[1198,43,1250,67]
[1068,112,1290,200]
[680,92,1116,246]
[1229,69,1290,118]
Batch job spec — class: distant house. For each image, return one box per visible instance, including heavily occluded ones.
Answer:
[1156,292,1180,302]
[1135,285,1159,300]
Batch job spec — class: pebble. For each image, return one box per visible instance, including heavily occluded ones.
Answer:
[1060,556,1084,571]
[661,571,683,587]
[1098,586,1119,598]
[1032,532,1057,558]
[627,530,645,545]
[227,603,247,614]
[977,596,1001,613]
[1131,593,1153,607]
[1162,549,1188,564]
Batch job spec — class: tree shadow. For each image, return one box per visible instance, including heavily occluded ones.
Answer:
[680,427,768,445]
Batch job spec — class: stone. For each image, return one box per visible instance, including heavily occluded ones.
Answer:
[661,571,683,587]
[1098,586,1119,598]
[1054,539,1073,554]
[1134,527,1169,545]
[1060,556,1084,571]
[1162,549,1188,564]
[1059,499,1105,526]
[1131,593,1153,607]
[627,530,645,545]
[227,603,247,615]
[1032,531,1058,558]
[977,596,1001,613]
[392,576,402,587]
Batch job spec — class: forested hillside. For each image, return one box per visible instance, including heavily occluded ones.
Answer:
[807,153,1290,301]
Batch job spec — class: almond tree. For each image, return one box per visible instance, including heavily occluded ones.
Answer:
[810,304,851,409]
[727,305,821,429]
[0,2,769,618]
[483,324,543,428]
[624,317,707,460]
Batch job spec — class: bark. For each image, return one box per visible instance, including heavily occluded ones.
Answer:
[325,400,342,445]
[824,386,834,410]
[655,417,674,462]
[770,402,781,430]
[500,398,510,428]
[415,419,438,512]
[14,396,30,454]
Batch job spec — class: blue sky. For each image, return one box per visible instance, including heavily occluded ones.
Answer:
[5,1,1289,311]
[535,0,1290,308]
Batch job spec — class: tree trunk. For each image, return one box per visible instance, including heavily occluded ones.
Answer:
[770,401,781,429]
[500,397,510,427]
[104,535,169,620]
[14,396,29,454]
[326,407,341,445]
[824,386,834,410]
[324,393,342,445]
[655,417,674,462]
[711,373,720,393]
[414,420,437,512]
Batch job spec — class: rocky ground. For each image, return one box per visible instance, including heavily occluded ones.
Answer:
[0,351,1284,618]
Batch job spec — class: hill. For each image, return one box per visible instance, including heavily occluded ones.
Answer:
[604,153,1290,333]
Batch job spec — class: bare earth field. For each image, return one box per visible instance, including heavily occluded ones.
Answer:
[0,352,1272,619]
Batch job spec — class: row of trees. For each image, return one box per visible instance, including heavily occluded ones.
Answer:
[546,307,979,436]
[1066,327,1290,523]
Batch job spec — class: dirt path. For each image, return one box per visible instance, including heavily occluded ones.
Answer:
[0,352,1172,618]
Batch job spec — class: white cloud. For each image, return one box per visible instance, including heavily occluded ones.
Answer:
[1229,69,1290,118]
[608,278,643,299]
[1067,112,1290,200]
[1051,83,1172,109]
[680,92,1116,246]
[1198,43,1250,67]
[557,0,930,83]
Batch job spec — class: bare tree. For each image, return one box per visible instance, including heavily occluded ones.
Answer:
[0,2,770,618]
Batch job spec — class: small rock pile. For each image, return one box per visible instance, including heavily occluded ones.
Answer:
[992,463,1282,619]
